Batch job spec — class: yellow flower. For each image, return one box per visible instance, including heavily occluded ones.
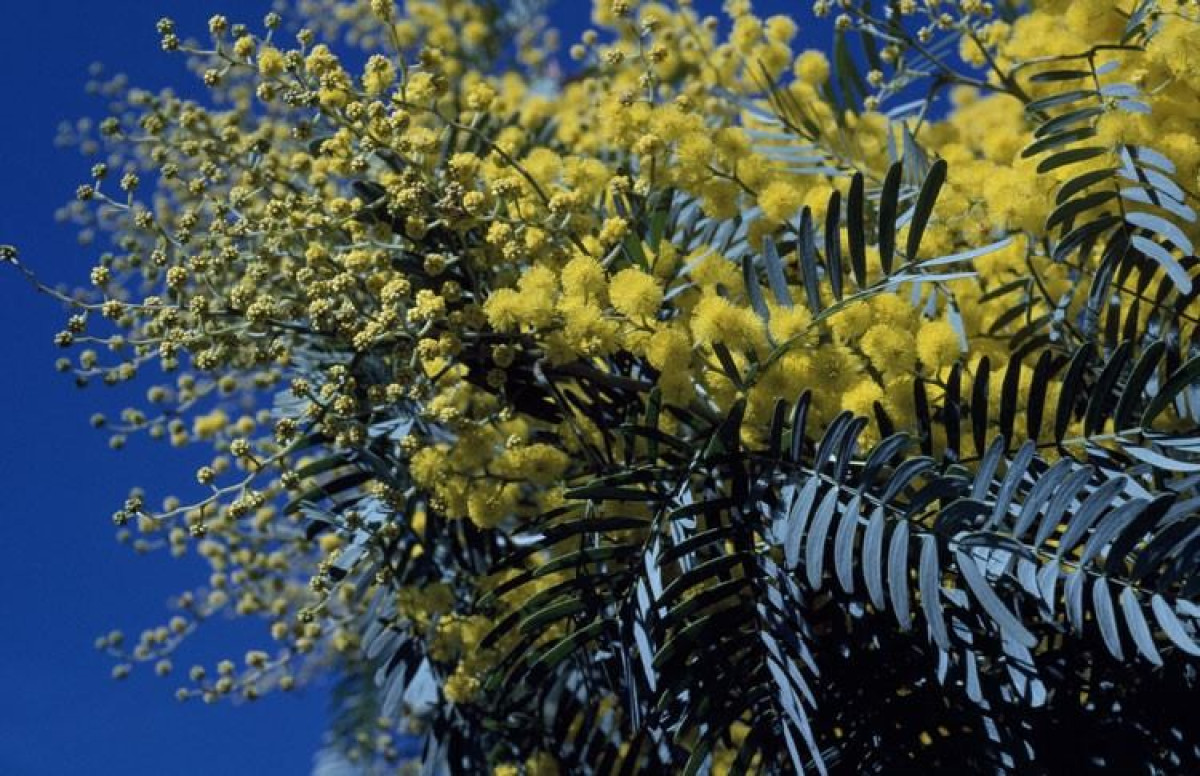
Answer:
[406,71,438,102]
[860,325,916,375]
[561,255,608,302]
[810,345,861,390]
[443,667,482,704]
[842,378,885,418]
[793,50,830,83]
[646,326,691,371]
[561,298,619,356]
[609,267,663,319]
[466,82,496,111]
[916,320,961,370]
[765,15,798,44]
[767,305,814,344]
[827,300,874,342]
[519,265,559,300]
[757,180,805,223]
[690,295,763,352]
[257,46,286,78]
[362,54,396,96]
[192,409,229,439]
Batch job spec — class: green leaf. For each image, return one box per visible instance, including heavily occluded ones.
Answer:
[1023,126,1098,159]
[565,485,663,502]
[1026,88,1098,113]
[519,598,588,634]
[789,391,812,463]
[1151,594,1200,656]
[1034,465,1094,549]
[878,162,903,275]
[762,237,794,308]
[1092,578,1125,661]
[530,620,608,673]
[1047,189,1118,233]
[658,554,750,609]
[284,470,372,514]
[797,207,823,315]
[916,237,1015,270]
[834,494,861,594]
[1029,69,1093,82]
[956,548,1039,649]
[1037,146,1108,174]
[664,577,749,624]
[1129,234,1193,294]
[905,158,946,263]
[1055,344,1094,443]
[1084,341,1132,435]
[783,477,820,568]
[848,172,868,288]
[1129,145,1177,174]
[742,253,771,323]
[887,520,912,630]
[999,355,1023,449]
[1113,339,1165,430]
[863,506,887,611]
[1035,106,1105,141]
[972,356,991,456]
[532,545,640,578]
[804,485,840,589]
[825,189,844,301]
[1141,354,1200,427]
[833,27,865,113]
[919,535,949,651]
[1056,166,1119,206]
[711,343,745,389]
[1026,351,1055,442]
[1058,476,1126,554]
[1065,570,1087,633]
[1126,211,1195,254]
[1123,445,1200,473]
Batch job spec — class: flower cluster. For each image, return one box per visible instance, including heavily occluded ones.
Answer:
[17,0,1200,771]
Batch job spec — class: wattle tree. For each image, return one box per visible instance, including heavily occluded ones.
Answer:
[10,0,1200,772]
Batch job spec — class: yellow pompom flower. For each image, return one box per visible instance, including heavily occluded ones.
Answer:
[842,379,885,419]
[561,255,608,301]
[700,179,742,219]
[466,82,496,111]
[827,301,874,342]
[810,345,861,391]
[362,54,396,96]
[519,265,559,300]
[257,46,286,78]
[646,326,691,371]
[690,295,763,352]
[192,409,229,439]
[757,181,805,223]
[765,15,799,44]
[443,667,482,704]
[860,325,917,375]
[483,289,523,332]
[467,481,520,528]
[406,71,438,103]
[767,305,814,344]
[609,267,663,319]
[869,293,918,329]
[561,299,619,356]
[793,50,830,83]
[916,320,962,370]
[523,148,563,184]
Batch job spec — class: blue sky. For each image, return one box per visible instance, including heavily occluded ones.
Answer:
[0,1,816,774]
